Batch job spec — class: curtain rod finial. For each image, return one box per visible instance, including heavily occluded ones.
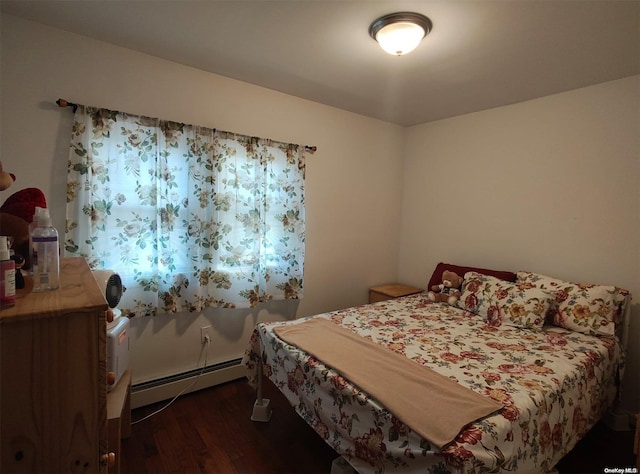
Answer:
[56,98,78,113]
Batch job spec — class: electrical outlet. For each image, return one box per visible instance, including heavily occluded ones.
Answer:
[200,325,212,344]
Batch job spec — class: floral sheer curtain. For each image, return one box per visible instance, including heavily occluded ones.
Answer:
[65,106,306,317]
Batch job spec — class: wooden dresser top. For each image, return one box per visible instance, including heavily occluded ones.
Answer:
[0,257,108,323]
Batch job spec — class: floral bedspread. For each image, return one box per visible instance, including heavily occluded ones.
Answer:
[242,293,622,473]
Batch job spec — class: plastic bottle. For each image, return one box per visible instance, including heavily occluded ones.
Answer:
[0,236,16,308]
[31,209,60,292]
[28,206,46,275]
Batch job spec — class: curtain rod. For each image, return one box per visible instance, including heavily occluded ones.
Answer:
[56,98,317,154]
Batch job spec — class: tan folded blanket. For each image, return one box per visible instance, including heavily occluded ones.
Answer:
[274,318,502,448]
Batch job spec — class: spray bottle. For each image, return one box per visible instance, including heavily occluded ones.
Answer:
[0,236,16,308]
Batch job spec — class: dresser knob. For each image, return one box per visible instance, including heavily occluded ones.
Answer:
[107,371,115,385]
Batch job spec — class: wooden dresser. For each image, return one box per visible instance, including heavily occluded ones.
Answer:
[0,257,111,473]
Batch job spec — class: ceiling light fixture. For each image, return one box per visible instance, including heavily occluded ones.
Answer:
[369,12,432,56]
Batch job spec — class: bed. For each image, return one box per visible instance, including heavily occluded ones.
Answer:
[242,264,631,473]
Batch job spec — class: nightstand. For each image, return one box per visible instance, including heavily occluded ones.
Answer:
[369,283,423,304]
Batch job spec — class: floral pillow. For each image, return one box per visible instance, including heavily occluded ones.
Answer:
[457,272,551,330]
[516,271,629,337]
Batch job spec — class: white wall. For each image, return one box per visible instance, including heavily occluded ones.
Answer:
[399,76,640,412]
[1,15,404,388]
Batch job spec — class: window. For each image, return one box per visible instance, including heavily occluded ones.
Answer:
[66,107,306,316]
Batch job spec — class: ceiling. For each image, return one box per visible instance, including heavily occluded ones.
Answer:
[2,0,639,126]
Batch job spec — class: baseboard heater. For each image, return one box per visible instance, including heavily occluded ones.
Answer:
[130,357,245,409]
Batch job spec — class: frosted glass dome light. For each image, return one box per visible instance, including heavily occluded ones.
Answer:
[369,12,432,56]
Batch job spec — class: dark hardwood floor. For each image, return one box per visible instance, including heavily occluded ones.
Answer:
[122,377,337,474]
[121,378,637,474]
